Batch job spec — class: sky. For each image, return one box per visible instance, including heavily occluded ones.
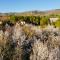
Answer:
[0,0,60,12]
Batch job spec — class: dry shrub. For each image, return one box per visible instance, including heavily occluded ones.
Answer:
[30,31,60,60]
[22,26,35,38]
[1,23,60,60]
[0,30,7,48]
[30,41,48,60]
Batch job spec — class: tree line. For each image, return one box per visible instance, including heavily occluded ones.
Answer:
[1,14,60,28]
[9,15,49,26]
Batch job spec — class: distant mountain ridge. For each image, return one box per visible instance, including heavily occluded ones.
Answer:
[0,9,60,16]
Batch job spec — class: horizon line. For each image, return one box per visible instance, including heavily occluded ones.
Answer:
[0,8,60,13]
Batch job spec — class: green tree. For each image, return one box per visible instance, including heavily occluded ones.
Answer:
[40,16,49,26]
[10,15,17,23]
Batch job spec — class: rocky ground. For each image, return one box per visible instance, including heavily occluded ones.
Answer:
[0,22,60,60]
